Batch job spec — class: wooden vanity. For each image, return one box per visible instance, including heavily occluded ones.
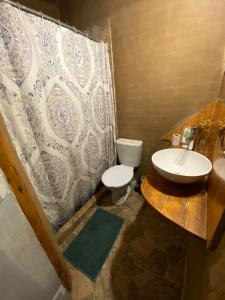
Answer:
[141,99,225,249]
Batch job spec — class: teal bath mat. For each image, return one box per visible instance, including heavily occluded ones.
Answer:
[63,208,124,281]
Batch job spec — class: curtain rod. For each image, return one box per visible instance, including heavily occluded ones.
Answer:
[0,0,100,43]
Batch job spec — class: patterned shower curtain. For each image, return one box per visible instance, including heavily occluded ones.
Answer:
[0,3,116,230]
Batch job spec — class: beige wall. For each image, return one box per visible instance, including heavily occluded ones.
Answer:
[60,0,225,174]
[11,0,60,18]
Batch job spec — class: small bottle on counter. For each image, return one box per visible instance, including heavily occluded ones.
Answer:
[171,133,181,147]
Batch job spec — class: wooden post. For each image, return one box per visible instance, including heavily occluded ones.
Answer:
[219,71,225,101]
[0,113,71,290]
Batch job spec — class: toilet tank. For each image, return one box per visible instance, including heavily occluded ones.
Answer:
[116,138,143,167]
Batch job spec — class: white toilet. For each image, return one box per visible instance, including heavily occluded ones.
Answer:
[101,138,143,205]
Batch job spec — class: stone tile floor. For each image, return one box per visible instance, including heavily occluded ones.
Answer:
[59,190,187,300]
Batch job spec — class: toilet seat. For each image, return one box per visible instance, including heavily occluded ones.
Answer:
[102,164,134,188]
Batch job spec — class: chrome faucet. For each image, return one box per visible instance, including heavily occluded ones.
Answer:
[185,136,194,151]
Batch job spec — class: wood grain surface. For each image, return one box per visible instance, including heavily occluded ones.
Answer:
[142,99,225,248]
[141,168,207,239]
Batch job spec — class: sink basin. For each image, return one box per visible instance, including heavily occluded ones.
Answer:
[152,148,212,184]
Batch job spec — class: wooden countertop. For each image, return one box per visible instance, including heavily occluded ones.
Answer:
[141,99,225,248]
[141,168,207,239]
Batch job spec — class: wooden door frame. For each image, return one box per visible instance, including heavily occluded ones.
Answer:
[0,113,71,290]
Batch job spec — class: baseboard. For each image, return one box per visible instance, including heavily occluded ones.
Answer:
[51,285,72,300]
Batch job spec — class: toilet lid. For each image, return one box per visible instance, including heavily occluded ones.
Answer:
[102,165,134,188]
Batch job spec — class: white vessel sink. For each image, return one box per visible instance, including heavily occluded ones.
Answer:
[152,148,212,184]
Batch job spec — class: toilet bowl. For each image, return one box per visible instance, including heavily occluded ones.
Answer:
[101,138,143,205]
[102,164,134,205]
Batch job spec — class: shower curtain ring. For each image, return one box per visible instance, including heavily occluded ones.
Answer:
[17,1,21,12]
[40,11,44,21]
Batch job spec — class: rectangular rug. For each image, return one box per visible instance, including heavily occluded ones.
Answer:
[63,208,124,281]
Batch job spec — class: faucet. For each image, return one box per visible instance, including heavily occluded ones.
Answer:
[185,136,194,151]
[187,139,194,151]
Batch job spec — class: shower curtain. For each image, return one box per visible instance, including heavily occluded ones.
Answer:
[0,3,116,230]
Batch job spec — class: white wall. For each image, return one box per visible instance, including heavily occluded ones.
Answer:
[0,169,71,300]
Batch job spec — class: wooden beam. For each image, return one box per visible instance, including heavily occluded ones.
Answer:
[207,99,225,249]
[219,71,225,101]
[0,113,71,290]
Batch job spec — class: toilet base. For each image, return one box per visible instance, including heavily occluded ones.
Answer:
[111,185,131,206]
